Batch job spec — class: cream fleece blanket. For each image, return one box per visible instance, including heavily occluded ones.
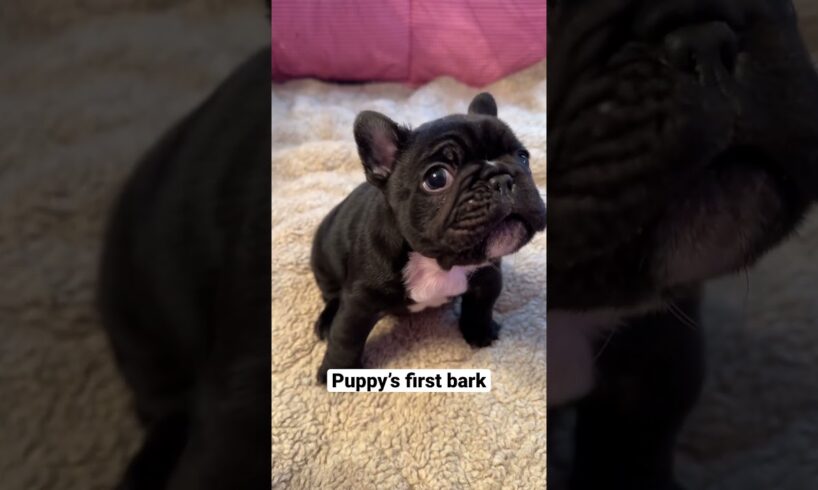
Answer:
[271,64,548,488]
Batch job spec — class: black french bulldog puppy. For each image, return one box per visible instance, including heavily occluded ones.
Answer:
[547,0,818,489]
[311,93,546,382]
[98,48,270,489]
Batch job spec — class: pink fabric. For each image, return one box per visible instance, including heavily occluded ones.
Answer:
[271,0,546,87]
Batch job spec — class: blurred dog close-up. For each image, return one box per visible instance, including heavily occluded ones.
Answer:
[548,0,818,488]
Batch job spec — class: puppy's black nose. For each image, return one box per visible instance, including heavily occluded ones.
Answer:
[664,21,738,83]
[490,174,514,195]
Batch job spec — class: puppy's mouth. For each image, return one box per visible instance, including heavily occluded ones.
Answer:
[484,214,533,259]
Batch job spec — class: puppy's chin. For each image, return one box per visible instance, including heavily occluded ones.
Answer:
[652,147,796,288]
[485,216,531,258]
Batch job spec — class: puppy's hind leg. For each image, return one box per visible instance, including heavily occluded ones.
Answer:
[117,412,189,490]
[314,297,340,340]
[316,293,380,384]
[310,243,342,341]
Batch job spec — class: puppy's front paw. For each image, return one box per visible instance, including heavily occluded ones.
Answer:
[316,363,330,384]
[314,316,330,341]
[460,319,501,348]
[313,299,340,341]
[316,357,363,385]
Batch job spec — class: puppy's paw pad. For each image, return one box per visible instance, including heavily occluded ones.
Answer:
[462,320,501,348]
[316,359,363,385]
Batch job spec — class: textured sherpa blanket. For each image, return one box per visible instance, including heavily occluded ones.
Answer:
[271,63,547,488]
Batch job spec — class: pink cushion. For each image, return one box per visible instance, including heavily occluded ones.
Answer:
[271,0,546,87]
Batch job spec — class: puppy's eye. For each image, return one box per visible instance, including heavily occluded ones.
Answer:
[517,150,530,166]
[422,166,453,192]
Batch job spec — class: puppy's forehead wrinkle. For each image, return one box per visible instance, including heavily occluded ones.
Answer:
[413,117,519,162]
[422,136,468,163]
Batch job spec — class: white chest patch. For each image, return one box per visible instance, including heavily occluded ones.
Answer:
[548,303,663,406]
[548,310,620,406]
[402,252,487,313]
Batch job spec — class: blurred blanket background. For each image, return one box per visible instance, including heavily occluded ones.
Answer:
[0,2,265,488]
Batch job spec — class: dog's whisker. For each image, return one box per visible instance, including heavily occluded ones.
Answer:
[593,328,617,361]
[668,301,699,330]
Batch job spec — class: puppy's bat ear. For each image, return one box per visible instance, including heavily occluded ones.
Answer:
[468,92,498,117]
[354,111,408,187]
